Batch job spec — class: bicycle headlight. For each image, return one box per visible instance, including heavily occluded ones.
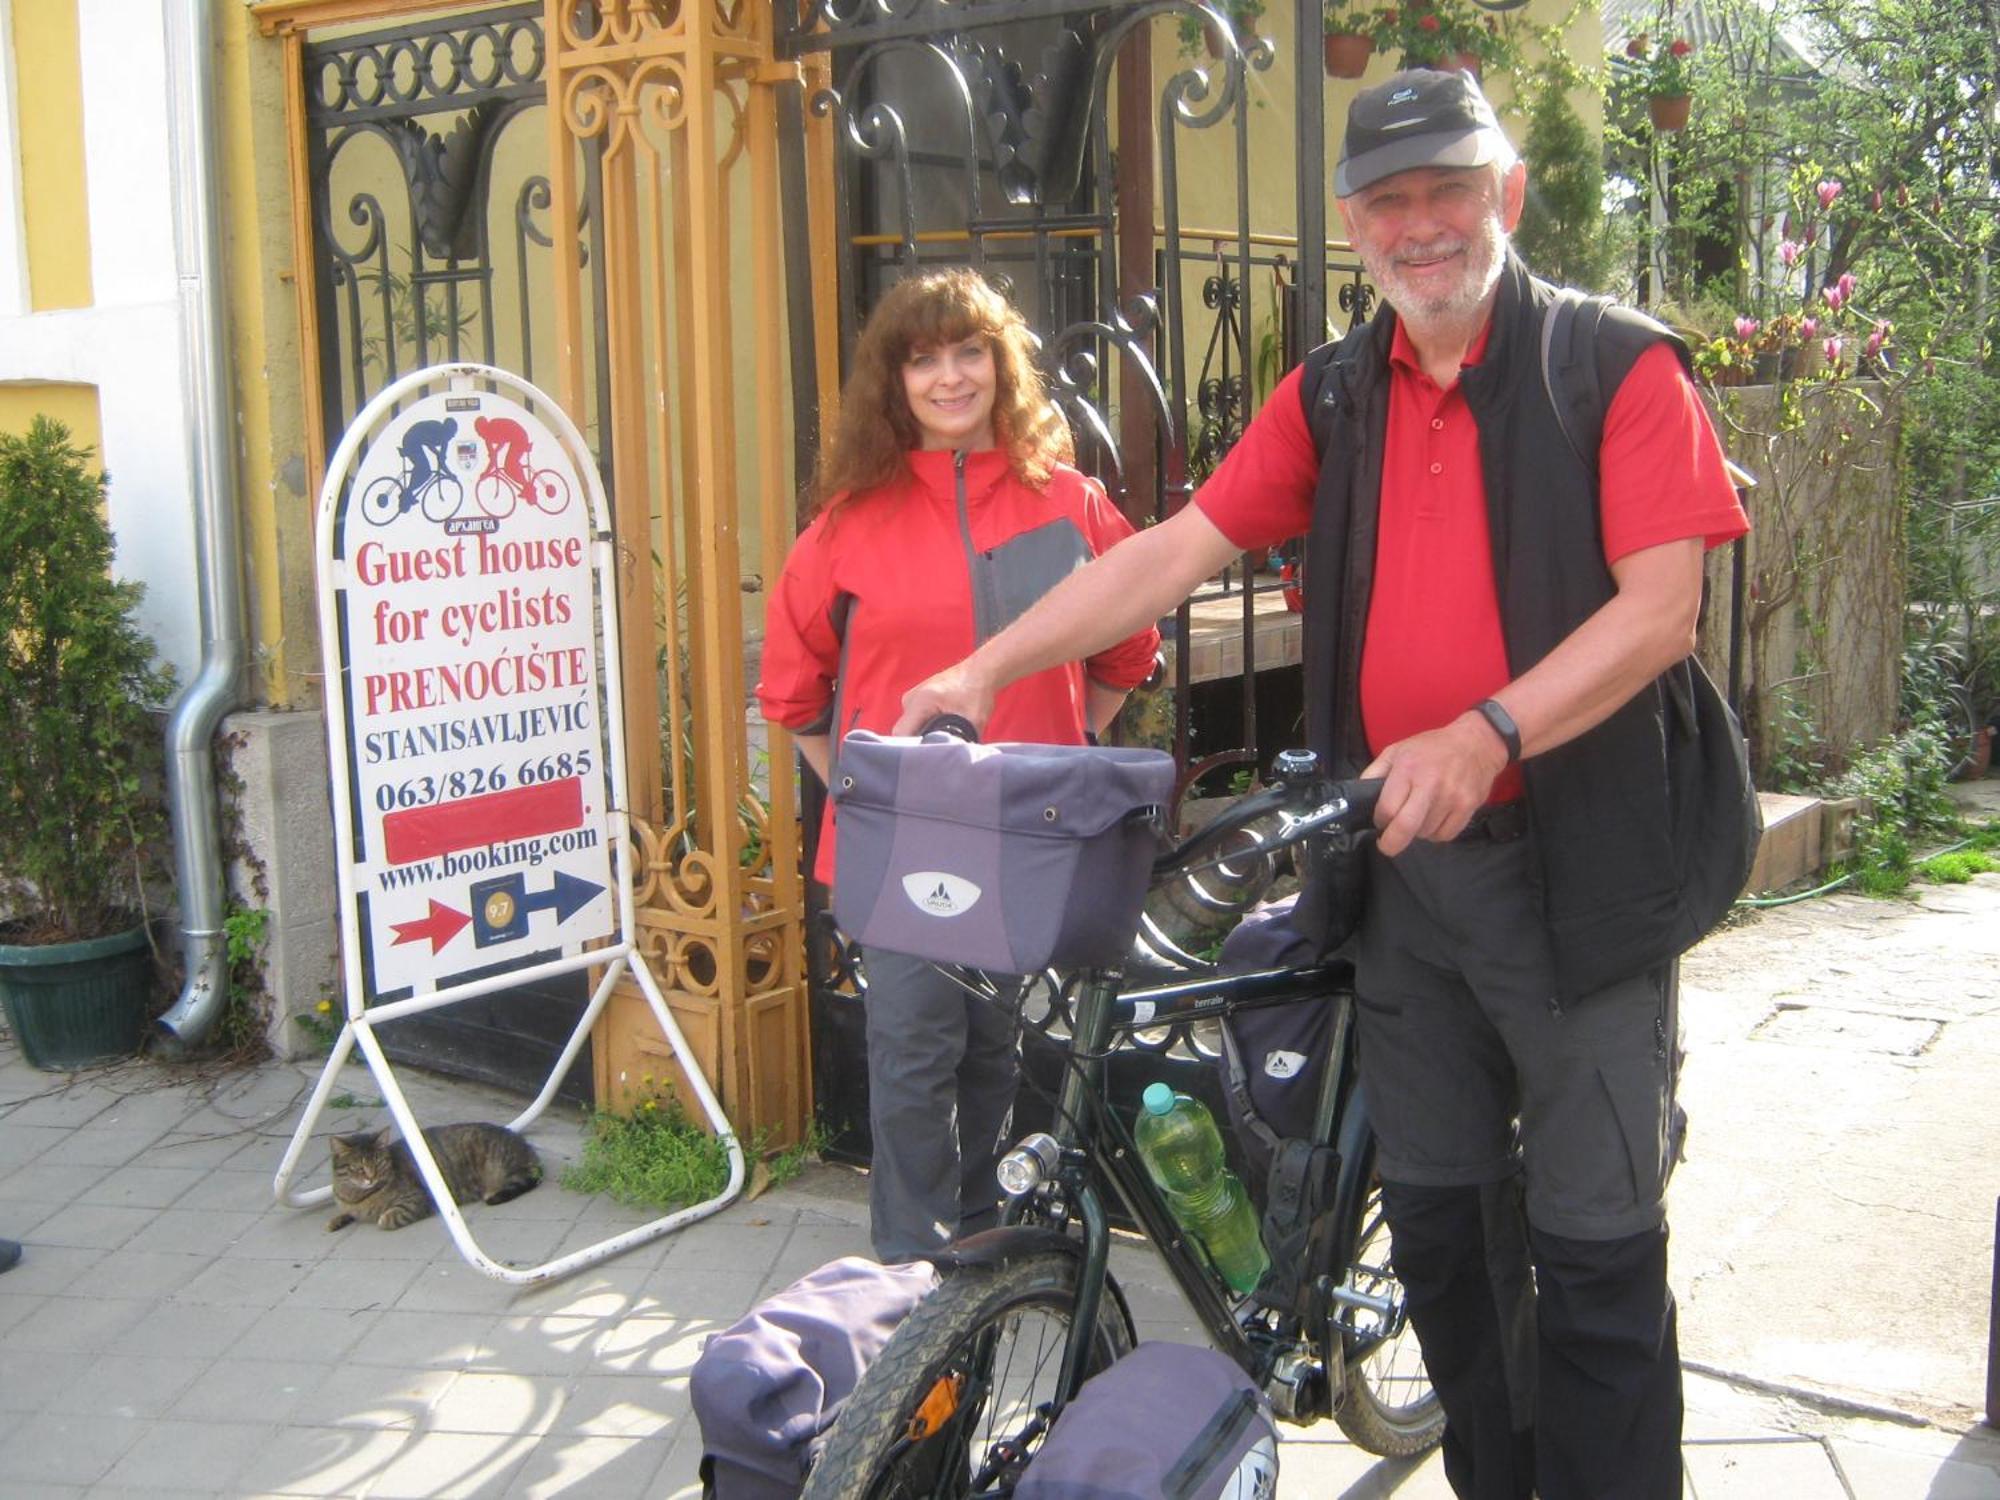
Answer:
[995,1133,1061,1197]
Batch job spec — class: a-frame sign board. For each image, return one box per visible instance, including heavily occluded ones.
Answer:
[274,364,742,1284]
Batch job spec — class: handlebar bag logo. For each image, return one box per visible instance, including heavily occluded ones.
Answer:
[902,871,981,917]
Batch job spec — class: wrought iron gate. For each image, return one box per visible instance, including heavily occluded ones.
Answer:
[774,1,1382,1164]
[279,0,613,1100]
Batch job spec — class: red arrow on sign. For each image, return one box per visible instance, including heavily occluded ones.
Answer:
[389,898,471,954]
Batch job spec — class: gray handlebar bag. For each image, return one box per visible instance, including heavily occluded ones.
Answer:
[1014,1341,1279,1500]
[691,1254,940,1500]
[831,732,1176,973]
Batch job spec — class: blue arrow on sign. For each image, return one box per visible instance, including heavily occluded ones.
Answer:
[525,869,604,924]
[469,869,607,948]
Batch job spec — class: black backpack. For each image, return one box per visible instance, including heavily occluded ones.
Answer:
[1538,291,1763,943]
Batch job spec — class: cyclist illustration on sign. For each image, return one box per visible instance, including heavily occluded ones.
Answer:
[359,417,464,525]
[472,415,571,519]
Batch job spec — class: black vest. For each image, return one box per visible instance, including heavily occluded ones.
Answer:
[1296,255,1736,999]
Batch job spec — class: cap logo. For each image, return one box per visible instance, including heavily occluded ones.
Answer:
[1388,87,1419,104]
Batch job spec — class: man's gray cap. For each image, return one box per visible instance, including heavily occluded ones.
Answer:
[1335,68,1511,197]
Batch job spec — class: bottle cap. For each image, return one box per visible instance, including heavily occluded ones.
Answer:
[1141,1082,1176,1116]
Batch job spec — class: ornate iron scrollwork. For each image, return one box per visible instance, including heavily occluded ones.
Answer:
[302,3,597,453]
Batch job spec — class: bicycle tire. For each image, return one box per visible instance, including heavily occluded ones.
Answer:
[1332,1178,1445,1457]
[359,474,404,527]
[804,1251,1133,1500]
[528,467,571,515]
[474,471,518,519]
[421,471,463,523]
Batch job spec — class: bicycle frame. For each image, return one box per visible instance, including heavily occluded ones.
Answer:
[998,952,1375,1425]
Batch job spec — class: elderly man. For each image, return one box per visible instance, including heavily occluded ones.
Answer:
[897,69,1751,1498]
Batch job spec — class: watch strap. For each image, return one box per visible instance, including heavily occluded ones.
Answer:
[1474,698,1522,764]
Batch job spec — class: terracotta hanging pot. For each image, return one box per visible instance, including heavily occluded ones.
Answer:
[1452,50,1483,78]
[1323,31,1374,78]
[1649,93,1692,132]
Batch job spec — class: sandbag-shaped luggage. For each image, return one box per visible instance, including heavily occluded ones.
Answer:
[831,731,1175,973]
[1014,1341,1279,1500]
[691,1254,940,1500]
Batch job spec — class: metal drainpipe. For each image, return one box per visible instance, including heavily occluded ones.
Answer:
[157,0,246,1049]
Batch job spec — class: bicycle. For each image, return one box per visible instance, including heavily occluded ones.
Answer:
[359,418,464,526]
[804,747,1443,1499]
[470,415,572,519]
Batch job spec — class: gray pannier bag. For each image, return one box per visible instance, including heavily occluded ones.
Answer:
[690,1254,940,1500]
[830,731,1176,973]
[1014,1341,1279,1500]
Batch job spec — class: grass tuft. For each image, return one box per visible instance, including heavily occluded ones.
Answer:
[560,1095,828,1211]
[1914,849,2000,884]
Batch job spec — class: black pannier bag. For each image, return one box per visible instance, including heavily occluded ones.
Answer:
[1014,1341,1279,1500]
[1211,893,1340,1203]
[690,1255,939,1500]
[830,731,1176,973]
[1209,893,1355,1314]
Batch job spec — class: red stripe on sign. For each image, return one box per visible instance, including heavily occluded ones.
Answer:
[382,777,585,865]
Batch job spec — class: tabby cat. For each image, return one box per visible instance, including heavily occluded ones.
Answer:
[327,1122,541,1231]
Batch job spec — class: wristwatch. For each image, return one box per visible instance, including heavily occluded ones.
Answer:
[1473,698,1522,764]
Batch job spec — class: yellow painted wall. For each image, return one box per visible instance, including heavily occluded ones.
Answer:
[0,382,103,464]
[1155,0,1600,252]
[10,0,93,311]
[218,4,314,711]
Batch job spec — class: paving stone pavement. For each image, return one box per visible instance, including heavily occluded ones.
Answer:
[3,788,1999,1498]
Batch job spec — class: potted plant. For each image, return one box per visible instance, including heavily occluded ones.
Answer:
[0,418,174,1069]
[1322,0,1382,78]
[1387,0,1515,78]
[1177,0,1267,60]
[1626,33,1695,132]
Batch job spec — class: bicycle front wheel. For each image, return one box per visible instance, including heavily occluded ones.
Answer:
[1333,1179,1444,1457]
[804,1251,1133,1500]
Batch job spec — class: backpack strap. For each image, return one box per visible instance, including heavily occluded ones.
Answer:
[1539,288,1685,482]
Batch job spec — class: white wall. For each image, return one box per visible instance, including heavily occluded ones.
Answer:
[0,0,200,684]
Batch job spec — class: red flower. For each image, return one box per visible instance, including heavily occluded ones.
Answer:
[1418,15,1440,31]
[1669,38,1691,55]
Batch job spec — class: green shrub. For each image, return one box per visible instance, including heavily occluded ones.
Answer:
[0,418,174,943]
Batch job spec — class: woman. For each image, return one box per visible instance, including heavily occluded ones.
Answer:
[757,269,1160,1261]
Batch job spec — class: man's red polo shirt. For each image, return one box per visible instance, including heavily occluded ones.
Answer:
[1194,317,1748,798]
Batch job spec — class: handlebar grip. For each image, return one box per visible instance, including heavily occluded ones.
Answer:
[1340,777,1384,824]
[919,713,980,742]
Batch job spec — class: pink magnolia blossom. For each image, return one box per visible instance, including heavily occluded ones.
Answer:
[1823,284,1845,313]
[1823,336,1843,364]
[1734,317,1760,342]
[1777,240,1801,268]
[1870,189,1884,213]
[1816,179,1843,210]
[1837,271,1857,302]
[1865,330,1885,359]
[1799,316,1819,340]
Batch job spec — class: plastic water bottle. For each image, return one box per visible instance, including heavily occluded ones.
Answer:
[1133,1083,1269,1294]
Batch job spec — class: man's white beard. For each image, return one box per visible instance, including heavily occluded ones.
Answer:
[1365,215,1508,334]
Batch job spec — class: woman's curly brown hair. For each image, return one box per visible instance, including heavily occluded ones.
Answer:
[812,268,1073,513]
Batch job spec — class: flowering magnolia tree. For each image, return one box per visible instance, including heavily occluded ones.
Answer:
[1602,0,2000,796]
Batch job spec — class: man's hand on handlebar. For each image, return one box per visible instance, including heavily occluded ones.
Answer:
[1362,711,1511,857]
[894,665,995,738]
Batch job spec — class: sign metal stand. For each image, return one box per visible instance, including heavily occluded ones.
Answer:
[273,364,742,1284]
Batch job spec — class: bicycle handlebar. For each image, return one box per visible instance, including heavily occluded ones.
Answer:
[1151,773,1382,883]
